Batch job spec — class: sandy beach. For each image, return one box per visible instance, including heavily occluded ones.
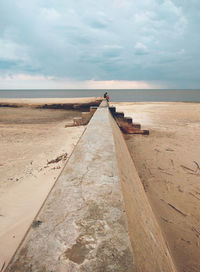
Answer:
[113,102,200,271]
[1,99,200,271]
[0,97,102,270]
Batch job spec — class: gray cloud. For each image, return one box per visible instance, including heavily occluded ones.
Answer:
[134,42,149,55]
[0,0,200,88]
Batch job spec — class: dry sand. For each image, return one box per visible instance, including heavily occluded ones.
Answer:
[113,102,200,272]
[1,99,200,272]
[0,100,91,270]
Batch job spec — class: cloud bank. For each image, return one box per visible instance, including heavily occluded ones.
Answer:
[0,0,200,88]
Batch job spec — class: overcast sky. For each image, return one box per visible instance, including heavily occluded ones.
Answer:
[0,0,200,89]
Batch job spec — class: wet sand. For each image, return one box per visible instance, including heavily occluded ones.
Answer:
[0,101,90,270]
[113,102,200,271]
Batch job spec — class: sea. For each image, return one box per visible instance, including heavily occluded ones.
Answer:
[0,89,200,102]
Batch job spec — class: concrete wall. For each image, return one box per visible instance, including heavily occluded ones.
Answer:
[6,101,135,272]
[110,111,177,272]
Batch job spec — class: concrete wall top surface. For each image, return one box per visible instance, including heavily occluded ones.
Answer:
[6,100,135,272]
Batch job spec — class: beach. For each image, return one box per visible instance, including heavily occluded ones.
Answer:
[113,102,200,271]
[0,97,101,270]
[1,99,200,271]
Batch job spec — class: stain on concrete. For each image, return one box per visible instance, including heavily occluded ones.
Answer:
[79,240,134,272]
[63,235,94,264]
[85,201,104,220]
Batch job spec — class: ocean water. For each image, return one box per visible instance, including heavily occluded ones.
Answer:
[0,89,200,102]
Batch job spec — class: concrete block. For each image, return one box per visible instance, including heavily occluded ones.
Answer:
[132,123,141,129]
[90,106,98,115]
[65,122,74,127]
[120,126,149,135]
[109,106,116,115]
[81,112,91,124]
[115,112,124,118]
[124,117,133,124]
[73,117,83,126]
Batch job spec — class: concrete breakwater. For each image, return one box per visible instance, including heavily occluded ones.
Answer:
[0,97,102,111]
[6,101,176,272]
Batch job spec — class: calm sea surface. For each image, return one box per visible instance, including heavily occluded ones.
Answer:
[0,89,200,102]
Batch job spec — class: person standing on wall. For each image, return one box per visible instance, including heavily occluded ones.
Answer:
[106,93,110,102]
[103,91,110,102]
[103,92,110,102]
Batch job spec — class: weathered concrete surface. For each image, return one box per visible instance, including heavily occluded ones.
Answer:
[6,101,135,272]
[110,113,177,272]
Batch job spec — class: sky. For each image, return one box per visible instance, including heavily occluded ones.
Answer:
[0,0,200,89]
